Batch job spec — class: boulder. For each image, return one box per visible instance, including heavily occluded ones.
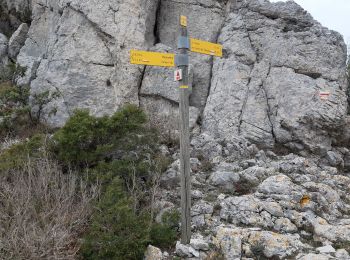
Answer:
[325,150,344,167]
[335,249,350,259]
[8,23,29,59]
[190,237,209,251]
[214,227,242,260]
[215,226,305,259]
[175,241,199,258]
[209,171,240,191]
[316,245,336,254]
[258,174,305,198]
[144,245,162,260]
[297,254,330,260]
[220,195,274,228]
[274,218,298,233]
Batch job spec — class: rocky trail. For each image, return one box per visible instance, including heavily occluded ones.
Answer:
[156,140,350,259]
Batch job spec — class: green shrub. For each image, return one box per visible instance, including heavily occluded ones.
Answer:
[0,64,59,139]
[59,105,177,259]
[52,104,147,167]
[0,134,45,171]
[80,178,151,260]
[150,210,180,249]
[149,223,177,249]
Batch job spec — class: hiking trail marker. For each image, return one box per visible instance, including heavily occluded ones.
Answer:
[129,15,223,245]
[174,69,183,81]
[319,91,330,100]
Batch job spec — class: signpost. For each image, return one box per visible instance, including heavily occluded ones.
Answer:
[129,15,222,245]
[130,50,175,67]
[178,17,191,244]
[190,38,223,57]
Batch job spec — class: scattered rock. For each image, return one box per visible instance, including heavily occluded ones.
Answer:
[335,249,350,259]
[258,174,304,198]
[191,190,204,200]
[175,241,199,258]
[274,218,298,233]
[144,245,162,260]
[190,236,209,251]
[214,227,242,260]
[209,171,240,191]
[326,151,344,168]
[297,253,330,260]
[316,245,336,254]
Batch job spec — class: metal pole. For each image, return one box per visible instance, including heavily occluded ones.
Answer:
[178,16,191,244]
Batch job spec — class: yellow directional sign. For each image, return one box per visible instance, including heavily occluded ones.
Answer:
[180,15,187,27]
[130,50,175,67]
[190,38,222,57]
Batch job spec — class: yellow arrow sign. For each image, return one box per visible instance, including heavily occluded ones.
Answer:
[130,50,175,67]
[190,38,222,57]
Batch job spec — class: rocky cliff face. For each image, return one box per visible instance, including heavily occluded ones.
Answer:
[1,0,348,154]
[1,0,349,259]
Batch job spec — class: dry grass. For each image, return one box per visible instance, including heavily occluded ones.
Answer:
[0,157,99,259]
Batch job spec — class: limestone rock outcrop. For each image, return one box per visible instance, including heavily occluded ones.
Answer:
[16,0,159,125]
[4,0,345,155]
[202,0,348,153]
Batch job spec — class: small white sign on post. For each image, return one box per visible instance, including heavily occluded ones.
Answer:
[174,69,183,81]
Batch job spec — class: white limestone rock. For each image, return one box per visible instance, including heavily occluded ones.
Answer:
[202,0,348,152]
[8,23,29,59]
[214,227,242,260]
[209,171,240,191]
[17,0,159,126]
[316,245,336,254]
[297,253,330,260]
[220,195,274,228]
[258,174,305,198]
[0,33,8,68]
[274,218,298,233]
[144,245,163,260]
[215,226,305,259]
[335,249,350,259]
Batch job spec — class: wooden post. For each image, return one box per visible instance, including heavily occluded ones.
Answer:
[178,15,191,244]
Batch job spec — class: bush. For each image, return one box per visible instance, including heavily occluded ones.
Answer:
[80,178,151,260]
[0,134,45,171]
[0,155,98,259]
[52,104,147,167]
[68,106,178,259]
[150,210,180,249]
[1,105,177,259]
[0,64,59,139]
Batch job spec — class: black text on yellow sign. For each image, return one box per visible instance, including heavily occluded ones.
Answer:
[190,38,223,57]
[130,50,175,67]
